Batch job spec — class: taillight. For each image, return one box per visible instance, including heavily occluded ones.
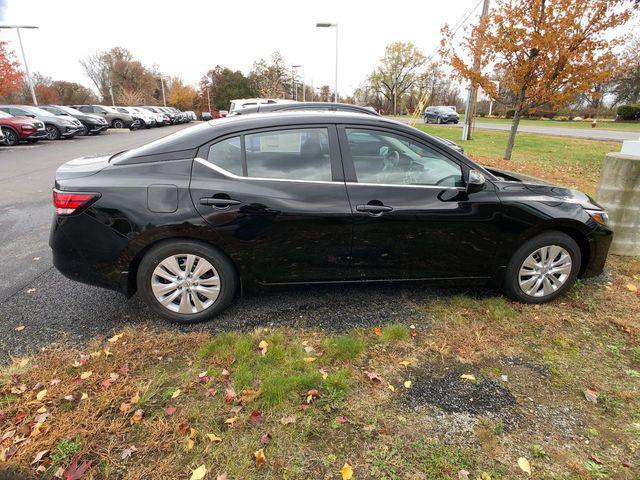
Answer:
[53,190,100,215]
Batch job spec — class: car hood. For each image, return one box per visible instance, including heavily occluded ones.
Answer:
[486,166,605,211]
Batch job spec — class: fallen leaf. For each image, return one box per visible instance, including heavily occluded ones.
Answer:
[120,445,137,460]
[304,357,316,363]
[37,406,47,414]
[584,388,598,404]
[36,389,47,401]
[26,288,36,294]
[260,432,271,444]
[103,348,112,356]
[399,360,412,366]
[364,371,382,382]
[461,374,476,381]
[50,378,61,386]
[305,389,319,404]
[178,423,188,435]
[626,283,637,292]
[590,453,603,464]
[341,462,353,480]
[518,457,531,475]
[108,333,124,343]
[206,388,217,397]
[80,371,92,380]
[217,474,228,480]
[224,388,236,404]
[62,458,92,480]
[280,415,297,425]
[335,415,348,424]
[10,384,26,395]
[18,358,29,367]
[224,416,239,426]
[319,368,329,379]
[31,449,49,465]
[130,392,140,404]
[120,364,130,376]
[458,470,470,480]
[388,384,395,392]
[165,405,177,416]
[190,464,207,480]
[254,448,266,467]
[119,402,131,413]
[258,340,268,356]
[1,430,16,443]
[171,388,182,399]
[206,433,222,442]
[372,327,382,336]
[15,326,25,331]
[404,380,412,389]
[186,438,194,450]
[80,392,88,401]
[249,410,263,424]
[130,409,144,425]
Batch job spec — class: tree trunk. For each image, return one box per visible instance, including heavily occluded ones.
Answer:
[504,90,526,161]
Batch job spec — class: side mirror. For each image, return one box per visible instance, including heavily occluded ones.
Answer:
[466,169,486,193]
[26,114,36,118]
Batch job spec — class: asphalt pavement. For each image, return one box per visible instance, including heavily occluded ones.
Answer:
[0,124,469,361]
[391,116,639,142]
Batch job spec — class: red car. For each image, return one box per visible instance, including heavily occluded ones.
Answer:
[0,110,47,146]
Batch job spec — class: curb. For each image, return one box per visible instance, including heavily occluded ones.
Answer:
[107,128,132,134]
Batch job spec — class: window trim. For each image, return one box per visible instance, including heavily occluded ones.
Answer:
[197,124,344,183]
[337,124,472,188]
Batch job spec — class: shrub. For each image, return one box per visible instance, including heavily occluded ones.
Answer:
[616,104,640,121]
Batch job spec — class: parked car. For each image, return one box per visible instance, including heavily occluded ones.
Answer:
[229,101,380,116]
[0,127,4,144]
[184,111,197,121]
[0,105,83,140]
[50,111,612,324]
[137,107,167,126]
[228,98,293,114]
[423,106,460,124]
[0,110,47,146]
[40,105,108,136]
[201,112,213,121]
[115,107,156,129]
[72,105,139,129]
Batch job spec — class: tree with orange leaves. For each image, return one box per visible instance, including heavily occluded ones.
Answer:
[0,41,23,99]
[442,0,633,160]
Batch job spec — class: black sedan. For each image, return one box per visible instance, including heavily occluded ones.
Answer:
[50,112,612,323]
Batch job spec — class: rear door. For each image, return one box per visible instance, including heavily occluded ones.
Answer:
[338,125,503,280]
[190,125,353,283]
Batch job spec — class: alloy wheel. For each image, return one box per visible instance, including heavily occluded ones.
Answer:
[151,254,221,314]
[45,125,59,140]
[113,120,124,129]
[518,245,572,298]
[3,129,18,146]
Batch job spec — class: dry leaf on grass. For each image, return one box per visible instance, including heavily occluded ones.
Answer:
[254,448,266,467]
[518,457,532,475]
[258,340,268,356]
[341,462,353,480]
[190,465,207,480]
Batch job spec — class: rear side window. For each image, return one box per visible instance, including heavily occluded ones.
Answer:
[244,128,331,181]
[207,136,243,176]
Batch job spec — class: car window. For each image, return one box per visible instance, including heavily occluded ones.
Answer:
[244,128,332,181]
[207,136,243,176]
[10,108,28,116]
[117,108,128,114]
[345,128,463,187]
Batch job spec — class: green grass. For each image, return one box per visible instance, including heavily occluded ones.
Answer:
[381,323,410,343]
[323,334,365,361]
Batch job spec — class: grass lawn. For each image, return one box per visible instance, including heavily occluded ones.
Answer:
[2,133,639,479]
[417,125,620,195]
[1,259,639,479]
[399,115,640,132]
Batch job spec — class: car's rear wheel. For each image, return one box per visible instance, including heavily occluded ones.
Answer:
[137,240,237,324]
[503,231,581,303]
[1,128,19,146]
[45,124,60,140]
[77,124,89,136]
[436,116,442,124]
[112,119,125,129]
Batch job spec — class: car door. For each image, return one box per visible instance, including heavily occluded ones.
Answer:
[189,125,353,284]
[338,125,504,280]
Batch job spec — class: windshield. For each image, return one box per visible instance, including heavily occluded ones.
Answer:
[26,106,55,116]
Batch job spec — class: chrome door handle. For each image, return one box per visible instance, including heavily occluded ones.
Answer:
[199,197,241,208]
[356,204,393,213]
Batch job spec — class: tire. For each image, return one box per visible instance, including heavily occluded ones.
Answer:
[137,240,238,324]
[1,127,19,146]
[503,231,581,303]
[437,116,442,124]
[45,124,61,140]
[112,119,125,129]
[77,124,89,136]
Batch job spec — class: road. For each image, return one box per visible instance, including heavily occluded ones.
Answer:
[0,125,455,360]
[391,116,639,142]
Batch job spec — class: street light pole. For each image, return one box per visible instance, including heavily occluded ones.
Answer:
[0,25,39,105]
[292,64,304,102]
[159,76,167,107]
[315,22,338,102]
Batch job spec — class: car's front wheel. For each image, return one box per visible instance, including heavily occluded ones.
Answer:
[1,128,19,146]
[45,124,61,140]
[137,240,238,323]
[112,119,125,129]
[504,231,581,303]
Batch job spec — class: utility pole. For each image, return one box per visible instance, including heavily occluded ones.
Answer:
[0,25,39,105]
[206,88,211,112]
[462,0,490,141]
[159,76,167,107]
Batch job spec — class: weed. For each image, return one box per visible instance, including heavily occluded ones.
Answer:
[584,460,609,479]
[324,334,364,361]
[381,323,410,343]
[530,444,548,459]
[48,436,82,472]
[483,297,517,323]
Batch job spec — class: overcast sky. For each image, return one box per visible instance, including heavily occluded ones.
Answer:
[0,0,480,96]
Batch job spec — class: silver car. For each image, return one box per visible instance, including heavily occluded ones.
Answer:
[0,105,83,140]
